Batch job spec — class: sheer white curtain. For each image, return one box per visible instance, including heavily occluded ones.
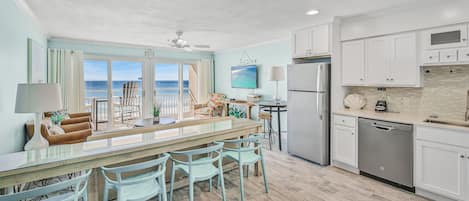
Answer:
[47,48,85,113]
[197,58,215,103]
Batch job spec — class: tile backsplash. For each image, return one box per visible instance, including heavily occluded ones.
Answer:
[348,66,469,120]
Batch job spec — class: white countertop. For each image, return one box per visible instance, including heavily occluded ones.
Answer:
[334,109,469,133]
[0,119,260,175]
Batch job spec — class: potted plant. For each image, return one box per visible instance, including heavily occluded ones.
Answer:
[153,104,161,123]
[50,111,66,126]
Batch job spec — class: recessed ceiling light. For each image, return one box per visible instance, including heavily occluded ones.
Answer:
[306,9,319,16]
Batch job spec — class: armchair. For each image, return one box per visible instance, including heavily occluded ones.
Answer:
[26,112,93,145]
[193,93,226,117]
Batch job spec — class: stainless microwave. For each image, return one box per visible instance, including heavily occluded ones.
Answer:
[423,24,468,50]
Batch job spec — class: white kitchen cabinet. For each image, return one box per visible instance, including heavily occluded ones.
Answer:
[332,115,358,170]
[439,49,459,63]
[341,40,366,85]
[365,37,389,85]
[422,50,440,64]
[292,28,311,58]
[341,32,420,87]
[458,48,469,62]
[415,140,467,201]
[415,125,469,201]
[388,33,419,86]
[292,24,331,58]
[311,24,330,55]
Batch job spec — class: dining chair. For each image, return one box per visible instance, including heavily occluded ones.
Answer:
[169,142,226,201]
[101,153,170,201]
[0,169,91,201]
[219,134,269,201]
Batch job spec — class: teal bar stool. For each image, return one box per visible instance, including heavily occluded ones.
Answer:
[169,142,226,201]
[101,153,170,201]
[0,170,91,201]
[219,134,268,201]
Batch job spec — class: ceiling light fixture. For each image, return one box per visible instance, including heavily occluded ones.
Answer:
[306,9,319,16]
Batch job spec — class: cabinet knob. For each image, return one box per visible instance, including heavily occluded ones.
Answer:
[447,55,451,58]
[351,132,354,135]
[390,78,394,81]
[466,53,469,57]
[461,155,465,158]
[360,78,364,81]
[429,56,433,59]
[463,38,467,42]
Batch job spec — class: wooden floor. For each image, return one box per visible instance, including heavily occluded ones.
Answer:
[169,149,429,201]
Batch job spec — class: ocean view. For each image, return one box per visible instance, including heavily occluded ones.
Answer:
[85,80,189,98]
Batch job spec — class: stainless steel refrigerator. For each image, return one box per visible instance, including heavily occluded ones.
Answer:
[287,62,330,165]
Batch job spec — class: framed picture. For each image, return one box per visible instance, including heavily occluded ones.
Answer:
[27,38,45,83]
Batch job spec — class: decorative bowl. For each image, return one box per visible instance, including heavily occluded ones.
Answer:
[344,94,366,110]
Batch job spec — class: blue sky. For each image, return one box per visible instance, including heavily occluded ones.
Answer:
[84,60,188,81]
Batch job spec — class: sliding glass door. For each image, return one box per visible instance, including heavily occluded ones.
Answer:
[154,63,193,120]
[83,57,143,129]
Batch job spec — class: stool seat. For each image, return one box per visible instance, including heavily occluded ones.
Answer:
[223,151,261,164]
[120,174,162,200]
[258,112,272,120]
[174,157,219,180]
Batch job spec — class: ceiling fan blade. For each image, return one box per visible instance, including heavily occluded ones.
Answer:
[193,44,210,49]
[183,47,193,52]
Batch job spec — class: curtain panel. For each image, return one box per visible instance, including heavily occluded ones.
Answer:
[197,58,215,103]
[47,48,85,113]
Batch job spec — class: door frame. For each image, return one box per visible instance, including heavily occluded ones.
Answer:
[83,54,146,126]
[151,58,197,120]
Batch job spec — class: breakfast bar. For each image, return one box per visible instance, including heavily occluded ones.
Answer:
[0,118,262,200]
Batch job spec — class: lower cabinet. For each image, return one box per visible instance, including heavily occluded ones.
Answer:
[415,126,469,201]
[332,115,358,170]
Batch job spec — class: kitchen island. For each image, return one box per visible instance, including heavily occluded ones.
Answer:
[0,117,262,200]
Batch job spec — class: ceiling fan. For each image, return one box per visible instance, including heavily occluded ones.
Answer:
[168,31,210,51]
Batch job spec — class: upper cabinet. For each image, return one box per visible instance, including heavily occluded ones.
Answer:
[420,23,469,66]
[292,24,331,58]
[342,32,421,87]
[342,40,366,85]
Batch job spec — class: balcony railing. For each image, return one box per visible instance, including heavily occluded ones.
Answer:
[85,94,193,129]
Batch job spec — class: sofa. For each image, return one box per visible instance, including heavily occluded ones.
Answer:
[26,112,93,145]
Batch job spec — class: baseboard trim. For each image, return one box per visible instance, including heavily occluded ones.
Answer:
[415,188,457,201]
[331,160,359,174]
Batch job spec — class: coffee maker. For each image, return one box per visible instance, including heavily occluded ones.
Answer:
[375,88,388,112]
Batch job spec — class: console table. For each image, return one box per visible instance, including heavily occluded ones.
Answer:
[223,100,256,119]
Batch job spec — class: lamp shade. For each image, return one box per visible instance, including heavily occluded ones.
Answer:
[15,83,63,113]
[270,66,285,81]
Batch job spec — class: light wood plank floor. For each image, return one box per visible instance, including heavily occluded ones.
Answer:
[169,149,429,201]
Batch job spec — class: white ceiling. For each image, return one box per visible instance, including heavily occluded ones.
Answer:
[25,0,443,51]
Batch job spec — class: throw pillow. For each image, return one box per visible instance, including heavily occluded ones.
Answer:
[49,125,65,135]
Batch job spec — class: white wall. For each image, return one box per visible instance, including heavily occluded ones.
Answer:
[341,0,469,41]
[0,0,47,153]
[214,39,291,131]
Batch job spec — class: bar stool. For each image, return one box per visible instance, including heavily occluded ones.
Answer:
[219,134,268,201]
[258,111,274,150]
[0,170,91,201]
[101,153,170,201]
[169,142,226,201]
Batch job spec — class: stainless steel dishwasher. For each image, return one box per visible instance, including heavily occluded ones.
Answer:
[358,118,414,191]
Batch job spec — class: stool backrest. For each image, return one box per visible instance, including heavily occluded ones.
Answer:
[170,142,224,167]
[0,170,92,201]
[100,153,170,186]
[221,134,264,154]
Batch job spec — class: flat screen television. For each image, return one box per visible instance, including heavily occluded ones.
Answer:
[231,65,258,89]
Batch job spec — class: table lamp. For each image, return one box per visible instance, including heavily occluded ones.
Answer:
[270,66,285,101]
[15,83,63,150]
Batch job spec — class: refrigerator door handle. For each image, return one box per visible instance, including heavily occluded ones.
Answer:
[316,65,322,92]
